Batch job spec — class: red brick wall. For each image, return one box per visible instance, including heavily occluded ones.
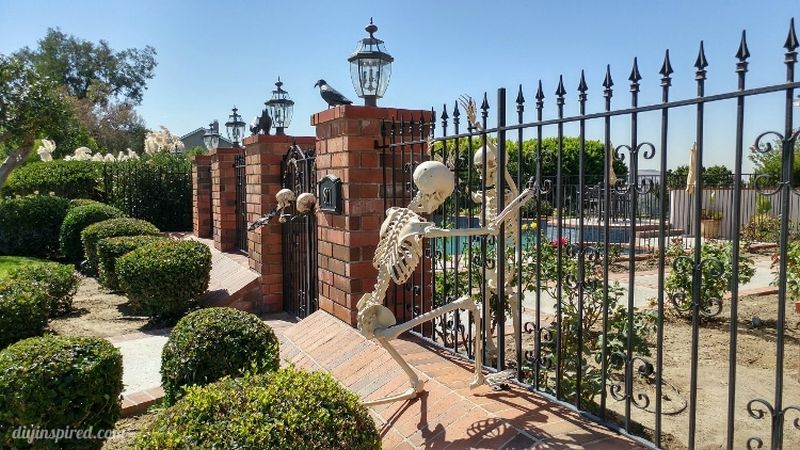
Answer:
[312,105,433,326]
[242,134,315,313]
[210,147,242,252]
[191,155,212,238]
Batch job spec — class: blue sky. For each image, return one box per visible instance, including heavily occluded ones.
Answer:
[1,0,798,171]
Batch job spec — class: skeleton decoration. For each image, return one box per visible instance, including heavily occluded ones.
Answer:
[295,192,317,214]
[357,159,534,406]
[249,188,316,230]
[275,188,296,223]
[459,95,524,364]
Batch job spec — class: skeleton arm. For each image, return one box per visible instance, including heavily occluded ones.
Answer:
[421,188,533,239]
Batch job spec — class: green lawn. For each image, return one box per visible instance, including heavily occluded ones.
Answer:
[0,256,46,280]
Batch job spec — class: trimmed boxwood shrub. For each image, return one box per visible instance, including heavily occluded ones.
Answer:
[68,198,102,210]
[0,195,70,257]
[0,335,123,450]
[59,203,125,261]
[96,235,166,290]
[132,367,381,450]
[116,240,211,318]
[1,160,103,199]
[161,307,280,404]
[8,261,79,316]
[0,280,49,349]
[81,218,160,270]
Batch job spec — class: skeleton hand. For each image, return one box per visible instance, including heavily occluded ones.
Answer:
[458,95,480,131]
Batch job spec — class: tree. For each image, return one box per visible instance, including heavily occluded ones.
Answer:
[506,137,629,185]
[749,138,800,186]
[0,55,71,187]
[66,96,146,155]
[665,164,733,189]
[14,29,157,155]
[15,28,157,106]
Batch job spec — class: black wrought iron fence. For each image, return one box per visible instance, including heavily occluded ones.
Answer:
[102,157,192,231]
[378,19,800,450]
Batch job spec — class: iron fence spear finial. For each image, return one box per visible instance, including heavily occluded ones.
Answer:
[736,30,751,61]
[578,70,588,103]
[628,57,642,91]
[603,64,614,99]
[660,50,674,79]
[784,17,798,51]
[695,41,709,80]
[535,80,545,110]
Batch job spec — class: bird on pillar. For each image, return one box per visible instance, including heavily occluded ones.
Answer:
[314,79,353,108]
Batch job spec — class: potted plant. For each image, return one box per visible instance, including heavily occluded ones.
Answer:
[700,192,723,238]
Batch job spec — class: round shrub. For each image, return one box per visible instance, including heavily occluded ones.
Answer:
[116,239,211,318]
[161,307,280,403]
[81,218,160,269]
[0,195,70,257]
[96,235,166,290]
[68,198,103,210]
[133,367,380,450]
[1,160,103,199]
[0,280,49,349]
[59,203,125,261]
[0,335,123,450]
[8,261,79,316]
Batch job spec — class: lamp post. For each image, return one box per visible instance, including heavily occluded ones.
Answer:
[265,77,294,135]
[224,106,246,148]
[202,120,220,150]
[348,18,393,107]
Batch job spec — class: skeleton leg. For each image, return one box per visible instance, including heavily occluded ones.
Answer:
[365,295,486,406]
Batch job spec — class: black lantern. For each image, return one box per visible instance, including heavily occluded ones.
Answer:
[265,77,294,135]
[202,120,220,149]
[224,106,246,147]
[348,18,393,107]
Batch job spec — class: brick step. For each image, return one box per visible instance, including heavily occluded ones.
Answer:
[283,310,645,449]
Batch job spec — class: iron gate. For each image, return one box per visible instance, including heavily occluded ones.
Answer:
[281,145,318,319]
[378,19,800,450]
[234,154,247,253]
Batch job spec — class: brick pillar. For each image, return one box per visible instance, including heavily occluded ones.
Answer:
[312,105,432,326]
[210,147,242,252]
[192,155,213,238]
[242,134,315,313]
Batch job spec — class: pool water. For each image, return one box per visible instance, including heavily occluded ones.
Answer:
[436,218,642,256]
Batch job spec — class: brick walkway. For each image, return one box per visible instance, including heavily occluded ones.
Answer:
[281,311,645,450]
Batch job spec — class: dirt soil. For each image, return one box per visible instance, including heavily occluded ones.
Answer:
[609,294,800,449]
[505,294,799,449]
[49,276,162,338]
[102,411,157,450]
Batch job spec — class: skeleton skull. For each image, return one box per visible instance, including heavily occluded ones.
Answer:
[275,188,296,210]
[473,144,498,184]
[409,161,455,214]
[295,192,316,214]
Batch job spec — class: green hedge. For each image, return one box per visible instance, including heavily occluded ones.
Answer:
[96,235,166,291]
[132,368,380,450]
[0,279,49,349]
[0,195,70,257]
[8,261,78,316]
[81,218,160,270]
[161,308,280,404]
[116,240,211,318]
[0,335,123,450]
[59,203,125,262]
[1,160,103,199]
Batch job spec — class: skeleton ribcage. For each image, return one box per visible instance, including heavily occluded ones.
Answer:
[374,208,424,286]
